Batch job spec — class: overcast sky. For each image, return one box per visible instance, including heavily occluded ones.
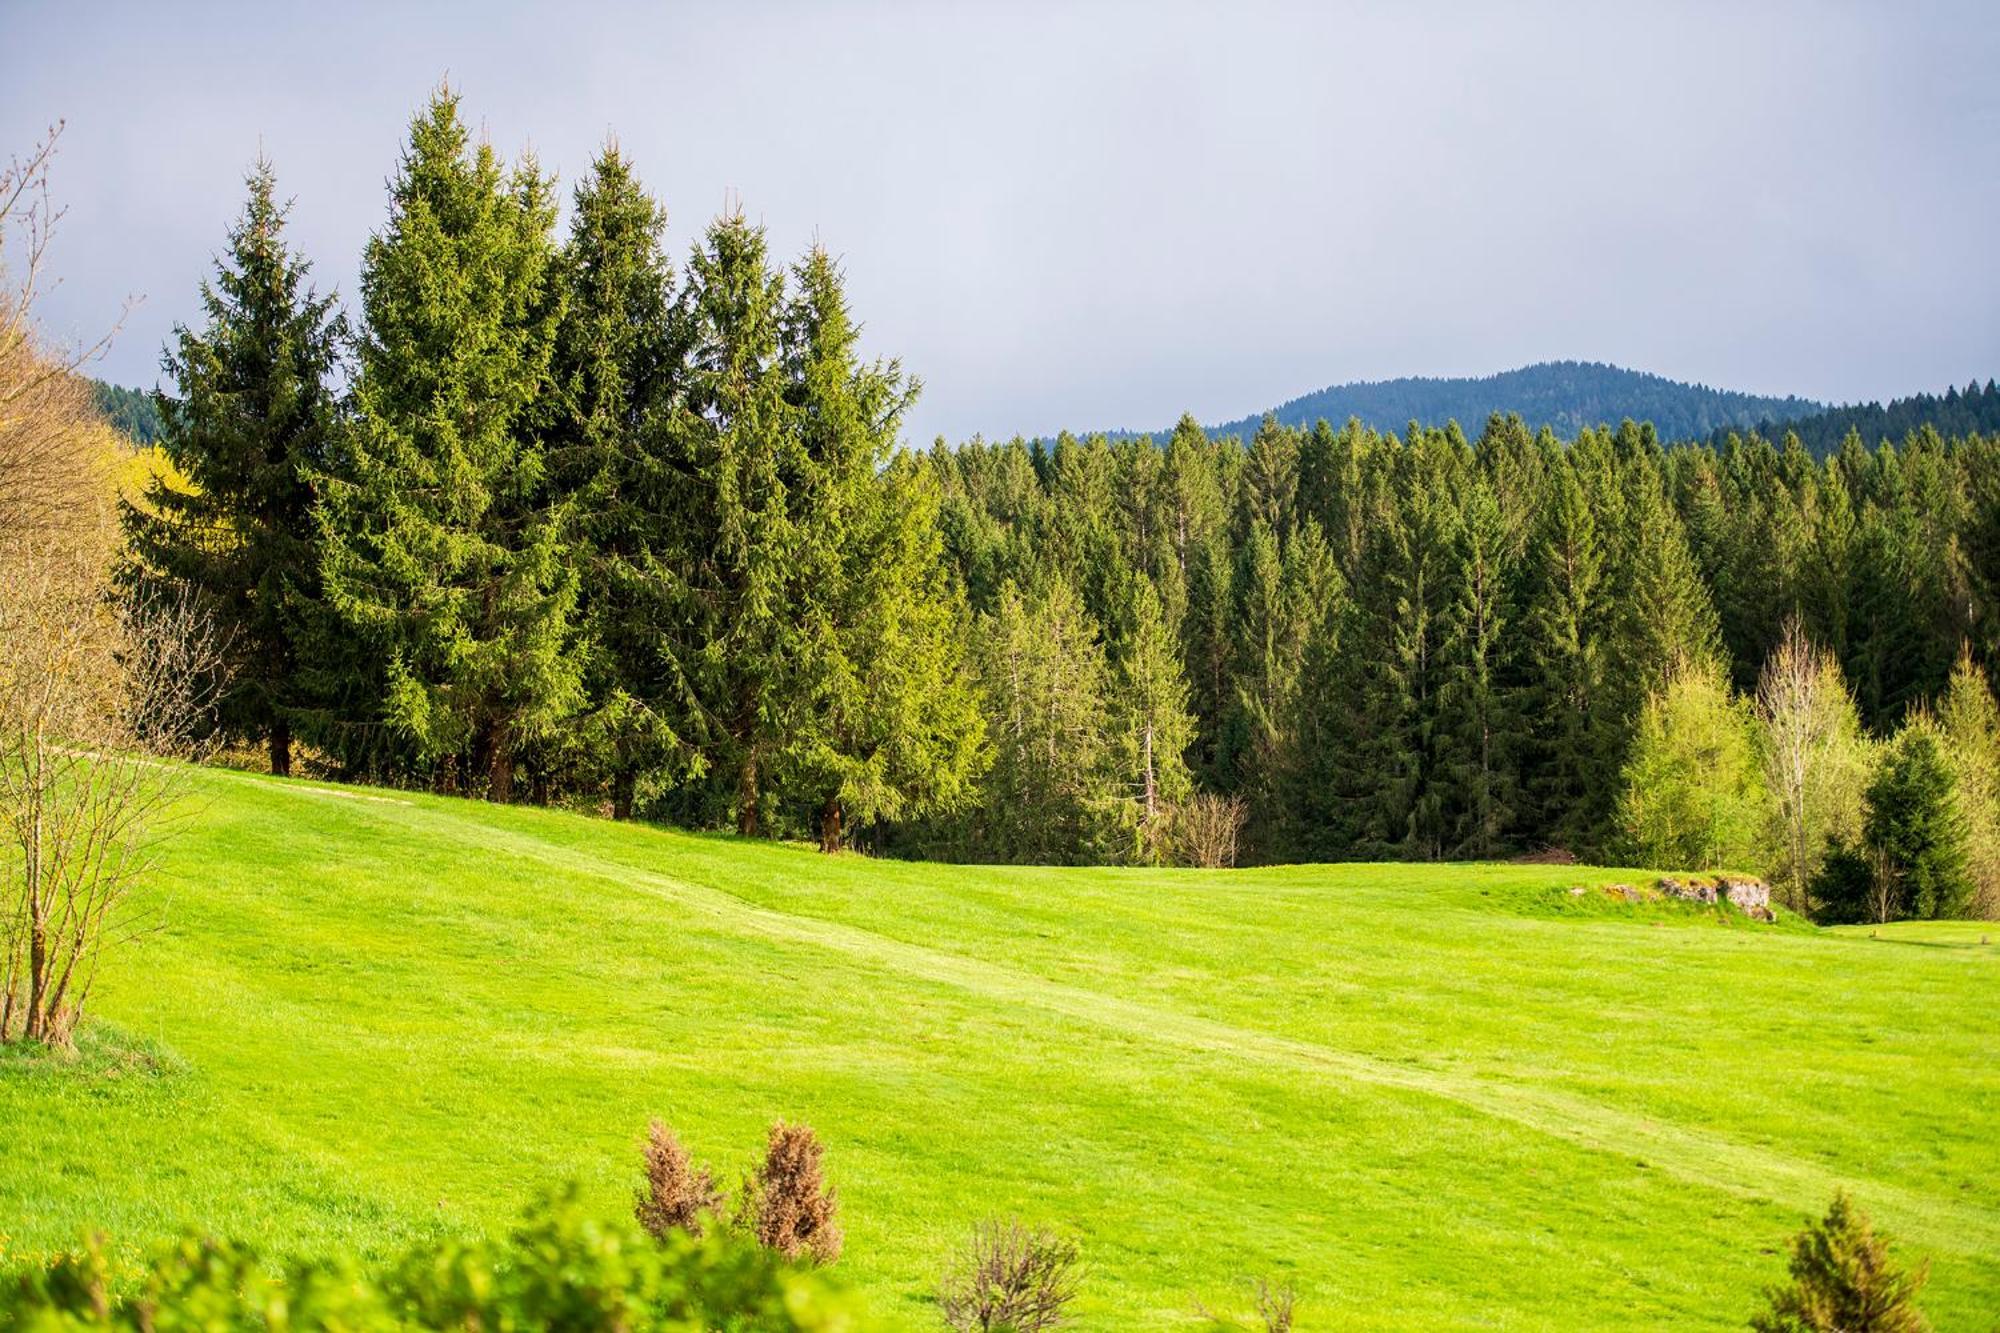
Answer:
[5,1,1998,443]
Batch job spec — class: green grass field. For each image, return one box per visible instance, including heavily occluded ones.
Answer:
[3,767,1996,1329]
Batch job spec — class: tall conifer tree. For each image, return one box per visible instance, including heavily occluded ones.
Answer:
[547,144,681,816]
[655,210,796,834]
[127,160,344,778]
[315,89,575,800]
[779,248,984,850]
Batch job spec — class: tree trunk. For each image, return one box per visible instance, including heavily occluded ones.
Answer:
[269,718,292,778]
[1141,722,1156,825]
[819,797,843,854]
[612,769,635,821]
[737,750,760,836]
[489,727,514,804]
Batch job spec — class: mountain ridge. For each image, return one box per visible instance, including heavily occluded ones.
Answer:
[1191,359,1824,443]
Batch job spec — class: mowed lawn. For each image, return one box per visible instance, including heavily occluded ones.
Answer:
[3,768,1996,1329]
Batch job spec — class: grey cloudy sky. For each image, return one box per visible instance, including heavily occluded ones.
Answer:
[5,1,1997,444]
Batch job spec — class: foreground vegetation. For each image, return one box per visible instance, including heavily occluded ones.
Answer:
[1,768,1994,1327]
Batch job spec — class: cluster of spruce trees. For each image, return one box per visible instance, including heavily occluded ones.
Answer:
[126,88,2000,885]
[128,90,981,851]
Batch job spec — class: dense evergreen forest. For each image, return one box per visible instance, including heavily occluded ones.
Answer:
[1720,378,2000,456]
[124,90,2000,923]
[89,377,163,442]
[1198,361,1822,443]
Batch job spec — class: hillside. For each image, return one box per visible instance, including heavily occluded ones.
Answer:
[2,768,1996,1328]
[1201,361,1821,442]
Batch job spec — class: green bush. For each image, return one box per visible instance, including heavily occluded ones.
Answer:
[1863,727,1974,920]
[1750,1191,1928,1332]
[0,1186,860,1331]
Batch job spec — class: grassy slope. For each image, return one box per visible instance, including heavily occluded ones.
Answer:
[3,768,1995,1329]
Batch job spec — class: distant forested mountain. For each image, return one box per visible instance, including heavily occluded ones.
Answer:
[89,377,163,444]
[1202,360,1821,442]
[1720,378,2000,454]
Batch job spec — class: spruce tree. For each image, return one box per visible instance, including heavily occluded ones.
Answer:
[972,578,1118,863]
[126,159,344,778]
[1108,574,1197,861]
[315,89,576,800]
[547,143,681,816]
[1517,460,1609,851]
[1752,1192,1930,1333]
[779,248,984,851]
[1865,725,1974,919]
[653,210,796,834]
[1438,476,1518,857]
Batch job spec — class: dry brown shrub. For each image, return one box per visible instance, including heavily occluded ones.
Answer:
[938,1218,1081,1333]
[743,1120,842,1265]
[634,1118,724,1240]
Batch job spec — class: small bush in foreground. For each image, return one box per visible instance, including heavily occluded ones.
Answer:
[937,1219,1081,1332]
[744,1121,843,1265]
[1750,1191,1929,1333]
[636,1118,725,1240]
[1193,1277,1295,1331]
[0,1186,856,1330]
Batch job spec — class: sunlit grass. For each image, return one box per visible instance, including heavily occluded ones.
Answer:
[3,767,1993,1329]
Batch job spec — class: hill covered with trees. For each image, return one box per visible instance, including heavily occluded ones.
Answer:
[1200,361,1822,441]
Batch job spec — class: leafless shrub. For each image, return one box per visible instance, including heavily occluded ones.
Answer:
[938,1219,1082,1332]
[743,1120,842,1265]
[0,558,225,1046]
[1193,1277,1297,1331]
[634,1119,724,1240]
[1174,793,1247,868]
[1252,1279,1295,1332]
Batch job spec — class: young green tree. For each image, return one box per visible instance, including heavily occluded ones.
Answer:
[125,159,344,777]
[315,89,575,800]
[1862,723,1973,920]
[971,579,1118,864]
[778,249,984,852]
[1932,647,2000,917]
[1108,574,1197,862]
[1751,1192,1930,1333]
[1615,661,1771,871]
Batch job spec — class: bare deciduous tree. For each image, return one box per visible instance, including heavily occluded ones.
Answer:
[1756,617,1871,914]
[0,128,221,1048]
[1174,793,1248,869]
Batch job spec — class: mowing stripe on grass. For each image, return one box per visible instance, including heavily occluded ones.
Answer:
[226,771,1998,1264]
